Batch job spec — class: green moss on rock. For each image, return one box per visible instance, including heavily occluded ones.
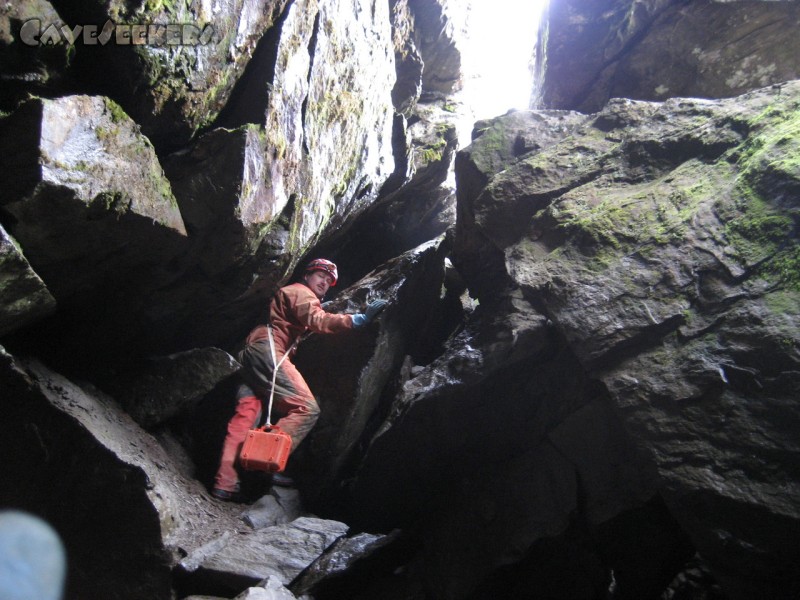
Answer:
[103,98,129,124]
[554,159,721,253]
[725,99,800,290]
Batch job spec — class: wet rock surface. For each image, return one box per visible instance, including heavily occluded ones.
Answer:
[451,82,800,599]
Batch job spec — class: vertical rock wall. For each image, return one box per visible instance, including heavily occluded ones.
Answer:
[536,0,800,112]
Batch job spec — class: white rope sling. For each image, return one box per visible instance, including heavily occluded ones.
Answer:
[264,324,296,427]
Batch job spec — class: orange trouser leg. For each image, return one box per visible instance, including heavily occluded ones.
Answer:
[213,394,261,493]
[272,358,320,452]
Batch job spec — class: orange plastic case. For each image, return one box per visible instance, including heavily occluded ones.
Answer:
[239,426,291,473]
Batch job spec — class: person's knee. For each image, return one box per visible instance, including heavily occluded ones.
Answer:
[308,397,320,421]
[297,395,320,426]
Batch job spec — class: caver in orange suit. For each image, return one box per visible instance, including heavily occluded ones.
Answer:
[213,260,372,498]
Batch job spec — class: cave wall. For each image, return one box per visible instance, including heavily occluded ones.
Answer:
[441,82,800,599]
[537,0,800,112]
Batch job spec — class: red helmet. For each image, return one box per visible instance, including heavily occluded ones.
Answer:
[305,258,338,286]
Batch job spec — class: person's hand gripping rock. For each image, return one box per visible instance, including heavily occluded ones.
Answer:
[352,299,388,327]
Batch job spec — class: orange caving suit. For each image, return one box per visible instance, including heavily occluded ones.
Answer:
[214,282,354,494]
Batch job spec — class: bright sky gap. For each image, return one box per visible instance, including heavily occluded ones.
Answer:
[459,0,548,121]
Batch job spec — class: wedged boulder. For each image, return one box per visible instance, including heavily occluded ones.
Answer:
[291,238,449,508]
[159,122,306,354]
[538,0,800,112]
[0,223,56,336]
[407,101,460,180]
[0,346,245,600]
[452,108,588,300]
[180,517,348,595]
[453,81,800,598]
[0,95,185,231]
[374,98,460,245]
[0,95,186,304]
[109,347,241,429]
[346,282,664,597]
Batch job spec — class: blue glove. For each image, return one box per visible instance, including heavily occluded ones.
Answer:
[365,299,388,320]
[352,299,388,328]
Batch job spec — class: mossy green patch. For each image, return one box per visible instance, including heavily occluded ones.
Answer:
[724,189,800,289]
[472,119,509,172]
[724,100,800,290]
[103,98,129,124]
[310,89,363,128]
[88,191,131,219]
[147,163,178,208]
[144,0,182,17]
[553,159,719,254]
[737,101,800,193]
[765,289,800,315]
[419,139,446,164]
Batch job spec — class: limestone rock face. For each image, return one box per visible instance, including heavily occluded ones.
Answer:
[538,0,800,112]
[307,0,468,283]
[159,0,400,340]
[310,99,460,284]
[452,82,800,599]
